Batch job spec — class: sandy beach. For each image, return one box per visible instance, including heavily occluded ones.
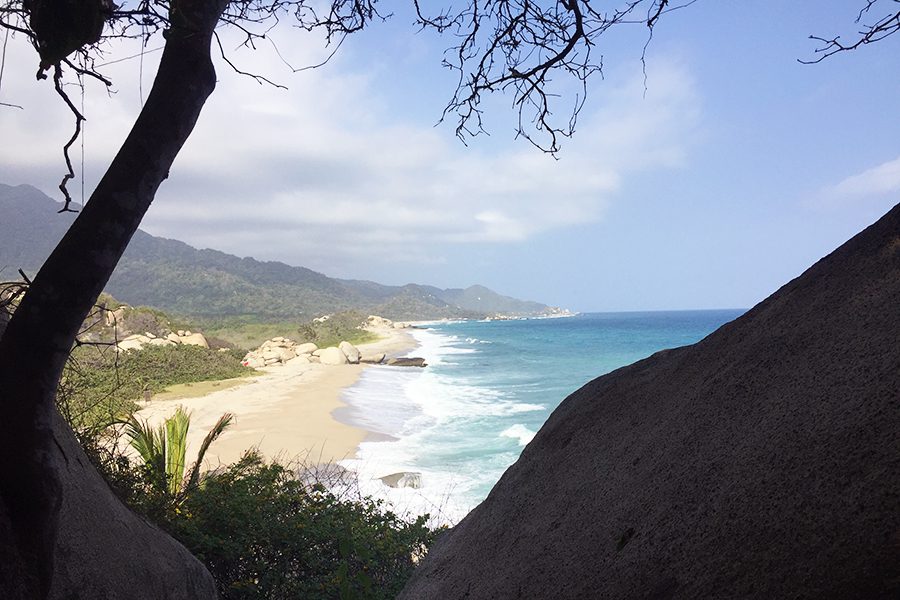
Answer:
[134,327,417,469]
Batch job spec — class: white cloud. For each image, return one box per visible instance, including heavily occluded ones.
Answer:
[829,156,900,199]
[0,24,701,277]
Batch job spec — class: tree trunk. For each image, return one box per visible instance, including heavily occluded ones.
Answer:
[0,1,227,597]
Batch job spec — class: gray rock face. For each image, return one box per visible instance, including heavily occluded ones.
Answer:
[3,413,217,599]
[400,204,900,600]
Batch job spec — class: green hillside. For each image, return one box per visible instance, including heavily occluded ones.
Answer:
[0,183,556,321]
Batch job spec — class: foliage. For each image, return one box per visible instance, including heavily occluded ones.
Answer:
[59,344,252,433]
[296,311,378,348]
[117,305,179,338]
[123,407,233,503]
[166,452,438,600]
[203,318,304,352]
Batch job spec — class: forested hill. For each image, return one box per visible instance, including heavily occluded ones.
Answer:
[0,183,555,320]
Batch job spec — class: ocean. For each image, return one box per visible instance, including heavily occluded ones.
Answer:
[337,309,744,524]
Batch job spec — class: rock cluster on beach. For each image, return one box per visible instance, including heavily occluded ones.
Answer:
[240,337,393,369]
[239,315,425,369]
[116,330,209,352]
[364,315,411,330]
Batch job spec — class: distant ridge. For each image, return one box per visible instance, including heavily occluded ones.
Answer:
[0,183,556,320]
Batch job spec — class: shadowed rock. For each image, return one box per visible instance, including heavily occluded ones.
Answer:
[401,203,900,599]
[0,412,216,599]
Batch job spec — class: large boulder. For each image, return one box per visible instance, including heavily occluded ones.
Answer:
[0,412,217,598]
[338,341,360,364]
[360,352,386,364]
[401,204,900,599]
[116,333,150,352]
[295,342,318,355]
[319,346,349,365]
[276,347,296,363]
[178,332,208,348]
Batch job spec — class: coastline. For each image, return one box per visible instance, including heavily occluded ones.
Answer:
[133,326,418,469]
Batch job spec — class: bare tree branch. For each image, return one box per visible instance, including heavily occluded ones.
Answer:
[52,64,85,213]
[802,0,900,64]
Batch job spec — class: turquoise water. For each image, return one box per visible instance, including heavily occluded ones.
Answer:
[338,310,744,522]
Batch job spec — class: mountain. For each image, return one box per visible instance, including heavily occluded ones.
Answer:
[0,183,559,320]
[400,203,900,598]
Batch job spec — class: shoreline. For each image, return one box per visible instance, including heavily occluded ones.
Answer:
[133,326,419,469]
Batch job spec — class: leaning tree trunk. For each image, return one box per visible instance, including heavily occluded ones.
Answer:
[0,1,228,597]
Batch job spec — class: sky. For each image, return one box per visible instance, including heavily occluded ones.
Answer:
[1,1,898,312]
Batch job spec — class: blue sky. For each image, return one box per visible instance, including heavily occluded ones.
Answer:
[1,1,898,312]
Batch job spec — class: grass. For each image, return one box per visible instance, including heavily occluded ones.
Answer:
[204,320,301,351]
[149,376,257,402]
[204,312,381,351]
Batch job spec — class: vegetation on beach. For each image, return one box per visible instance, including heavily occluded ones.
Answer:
[83,418,437,599]
[199,310,380,351]
[166,452,437,599]
[202,318,305,351]
[59,343,253,434]
[52,299,437,597]
[295,311,380,349]
[123,407,234,502]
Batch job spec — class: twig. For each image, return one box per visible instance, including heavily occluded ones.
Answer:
[52,64,85,213]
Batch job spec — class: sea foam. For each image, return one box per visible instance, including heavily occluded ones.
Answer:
[500,424,536,446]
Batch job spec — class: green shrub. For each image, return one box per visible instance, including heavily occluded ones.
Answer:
[167,452,438,599]
[59,344,253,432]
[296,311,378,348]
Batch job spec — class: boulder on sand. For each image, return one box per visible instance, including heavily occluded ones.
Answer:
[339,341,361,364]
[319,346,349,365]
[360,352,386,364]
[295,342,318,355]
[276,347,296,363]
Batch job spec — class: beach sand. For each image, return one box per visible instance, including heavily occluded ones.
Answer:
[133,327,417,469]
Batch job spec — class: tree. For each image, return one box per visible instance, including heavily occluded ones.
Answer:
[0,0,896,597]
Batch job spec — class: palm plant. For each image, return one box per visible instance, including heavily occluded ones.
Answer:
[123,406,233,503]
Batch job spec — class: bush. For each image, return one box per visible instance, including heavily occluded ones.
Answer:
[166,452,438,599]
[296,311,378,348]
[59,344,253,432]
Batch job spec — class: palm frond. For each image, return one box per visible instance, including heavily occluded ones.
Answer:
[123,413,167,492]
[186,412,234,492]
[165,406,191,497]
[122,414,158,464]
